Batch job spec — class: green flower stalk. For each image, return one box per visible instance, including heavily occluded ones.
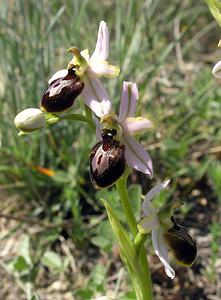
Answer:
[102,196,153,300]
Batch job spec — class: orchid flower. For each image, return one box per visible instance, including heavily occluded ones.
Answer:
[97,81,154,177]
[48,21,119,117]
[212,40,221,80]
[138,180,197,279]
[212,60,221,79]
[138,180,175,279]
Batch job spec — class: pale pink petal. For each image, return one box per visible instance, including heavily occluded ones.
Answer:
[119,82,138,122]
[152,227,175,279]
[90,21,109,62]
[138,215,159,233]
[81,76,111,117]
[142,197,157,217]
[80,49,90,62]
[94,118,102,141]
[123,117,154,135]
[212,60,221,79]
[48,69,68,85]
[121,134,153,176]
[89,61,120,78]
[144,180,170,203]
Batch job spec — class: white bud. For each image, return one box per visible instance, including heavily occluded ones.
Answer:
[14,108,46,133]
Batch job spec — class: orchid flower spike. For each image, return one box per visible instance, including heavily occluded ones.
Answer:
[47,21,119,116]
[138,180,197,279]
[93,82,154,180]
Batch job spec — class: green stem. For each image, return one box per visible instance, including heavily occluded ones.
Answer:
[139,243,153,299]
[134,231,148,255]
[58,113,95,130]
[116,176,138,237]
[116,176,153,300]
[84,104,93,121]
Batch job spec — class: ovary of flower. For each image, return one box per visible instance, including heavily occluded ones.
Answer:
[138,180,176,279]
[98,81,154,177]
[48,21,119,117]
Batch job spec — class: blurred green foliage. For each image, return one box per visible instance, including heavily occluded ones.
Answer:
[0,0,221,299]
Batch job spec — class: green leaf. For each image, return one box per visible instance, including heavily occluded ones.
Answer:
[41,251,63,272]
[19,236,32,267]
[208,161,221,202]
[128,184,142,219]
[101,199,149,300]
[31,294,41,300]
[91,220,114,252]
[96,188,120,209]
[91,236,110,250]
[205,0,221,26]
[88,263,107,289]
[75,289,93,300]
[120,291,136,300]
[14,256,29,272]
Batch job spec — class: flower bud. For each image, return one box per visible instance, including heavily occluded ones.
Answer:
[41,68,84,113]
[14,108,46,133]
[90,128,126,188]
[163,220,197,267]
[212,61,221,84]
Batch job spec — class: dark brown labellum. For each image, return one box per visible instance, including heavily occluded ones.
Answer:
[163,220,197,267]
[90,129,126,188]
[41,68,84,112]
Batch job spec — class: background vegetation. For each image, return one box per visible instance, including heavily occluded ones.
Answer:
[0,0,221,299]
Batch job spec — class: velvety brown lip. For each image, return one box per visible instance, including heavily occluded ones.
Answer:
[41,68,84,113]
[89,128,126,188]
